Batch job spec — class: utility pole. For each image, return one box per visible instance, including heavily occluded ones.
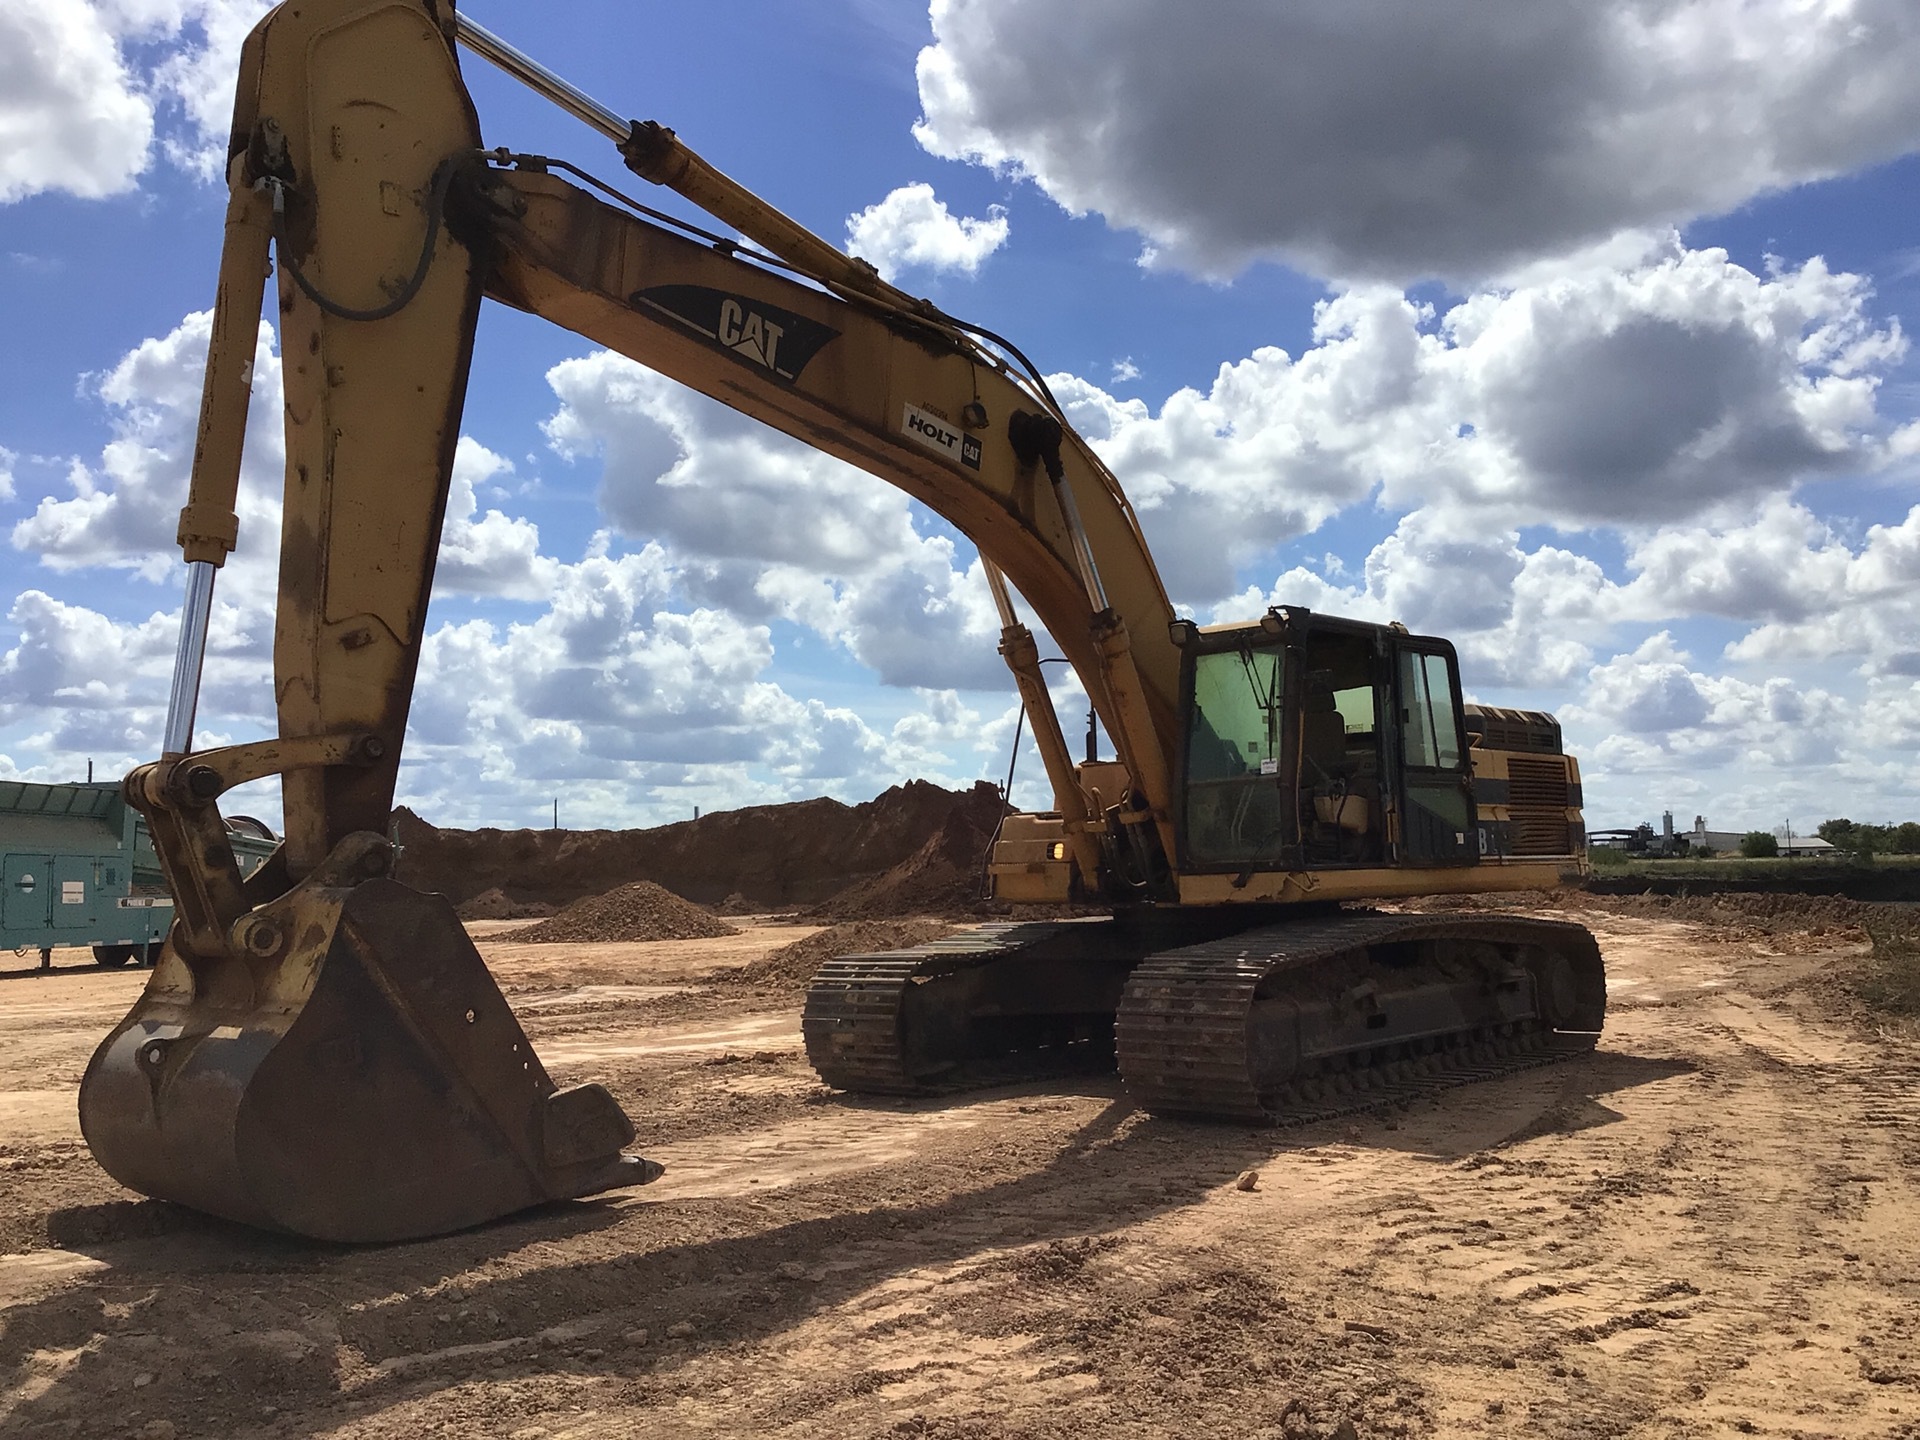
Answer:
[552,798,558,831]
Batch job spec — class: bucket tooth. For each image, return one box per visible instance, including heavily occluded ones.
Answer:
[78,854,657,1243]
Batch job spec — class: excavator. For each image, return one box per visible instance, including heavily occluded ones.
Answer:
[79,0,1605,1243]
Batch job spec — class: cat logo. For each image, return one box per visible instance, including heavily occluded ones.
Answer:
[628,285,839,384]
[901,402,983,471]
[717,297,783,371]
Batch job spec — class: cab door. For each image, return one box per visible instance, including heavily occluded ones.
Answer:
[1393,645,1476,866]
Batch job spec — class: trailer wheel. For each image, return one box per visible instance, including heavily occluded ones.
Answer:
[142,942,163,967]
[92,945,140,968]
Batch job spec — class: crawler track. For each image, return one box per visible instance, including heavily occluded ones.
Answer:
[1116,912,1606,1124]
[802,921,1126,1094]
[805,909,1607,1121]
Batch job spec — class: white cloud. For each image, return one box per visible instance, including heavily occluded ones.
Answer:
[844,183,1009,282]
[0,446,14,501]
[914,0,1920,282]
[1053,241,1905,605]
[0,0,154,202]
[0,309,1008,825]
[542,350,1006,688]
[1560,633,1865,826]
[436,438,562,601]
[1721,503,1920,676]
[0,0,270,204]
[10,311,286,619]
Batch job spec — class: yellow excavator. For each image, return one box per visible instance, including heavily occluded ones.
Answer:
[80,0,1604,1242]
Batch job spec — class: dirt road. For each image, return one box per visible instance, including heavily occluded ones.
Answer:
[3,905,1917,1438]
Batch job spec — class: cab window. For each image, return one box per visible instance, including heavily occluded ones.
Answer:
[1187,646,1282,779]
[1183,645,1286,864]
[1397,649,1462,770]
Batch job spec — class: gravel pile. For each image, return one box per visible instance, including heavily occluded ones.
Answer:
[727,917,955,987]
[498,881,739,944]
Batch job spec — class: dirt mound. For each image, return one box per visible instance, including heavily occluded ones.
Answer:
[393,779,1009,913]
[455,887,554,921]
[498,882,739,944]
[809,802,1003,919]
[726,918,956,988]
[1399,886,1913,944]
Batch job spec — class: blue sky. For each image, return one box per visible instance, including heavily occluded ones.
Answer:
[4,0,1919,837]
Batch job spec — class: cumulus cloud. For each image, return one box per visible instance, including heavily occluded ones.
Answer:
[0,310,1005,823]
[436,439,562,601]
[0,0,268,204]
[0,0,153,202]
[399,567,937,825]
[915,0,1920,282]
[1721,503,1920,676]
[542,350,1006,688]
[11,310,286,627]
[1559,633,1860,823]
[1053,241,1905,604]
[844,183,1010,282]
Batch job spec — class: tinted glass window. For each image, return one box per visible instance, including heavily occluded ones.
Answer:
[1398,650,1462,771]
[1188,647,1283,779]
[1184,645,1287,863]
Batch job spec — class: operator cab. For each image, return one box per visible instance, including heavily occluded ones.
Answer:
[1174,608,1475,873]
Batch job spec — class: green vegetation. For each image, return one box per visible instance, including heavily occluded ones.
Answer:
[1819,818,1920,857]
[1582,852,1920,883]
[1739,831,1779,859]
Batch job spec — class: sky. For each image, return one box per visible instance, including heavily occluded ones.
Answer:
[3,0,1919,838]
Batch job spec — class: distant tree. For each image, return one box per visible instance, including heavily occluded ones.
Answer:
[1896,822,1920,855]
[1818,818,1857,846]
[1739,831,1779,859]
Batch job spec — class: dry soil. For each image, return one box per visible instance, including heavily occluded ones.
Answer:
[2,899,1918,1439]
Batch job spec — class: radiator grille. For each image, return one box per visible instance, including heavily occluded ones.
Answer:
[1506,756,1571,854]
[1464,706,1563,754]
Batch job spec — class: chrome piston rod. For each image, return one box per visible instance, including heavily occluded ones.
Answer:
[453,13,632,143]
[161,559,216,755]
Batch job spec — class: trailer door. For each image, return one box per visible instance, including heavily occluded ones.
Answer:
[50,855,102,934]
[3,854,52,932]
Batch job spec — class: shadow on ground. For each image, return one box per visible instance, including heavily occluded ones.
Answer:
[0,1044,1688,1439]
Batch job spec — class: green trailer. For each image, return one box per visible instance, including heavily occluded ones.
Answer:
[1,779,276,969]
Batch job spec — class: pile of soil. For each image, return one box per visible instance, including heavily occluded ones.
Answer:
[725,917,956,988]
[455,887,555,921]
[807,801,1004,919]
[394,779,1009,916]
[497,882,739,944]
[1402,887,1914,944]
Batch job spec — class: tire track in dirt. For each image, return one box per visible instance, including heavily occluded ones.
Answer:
[4,910,1920,1438]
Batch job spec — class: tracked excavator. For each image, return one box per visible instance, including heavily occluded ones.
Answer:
[79,0,1605,1243]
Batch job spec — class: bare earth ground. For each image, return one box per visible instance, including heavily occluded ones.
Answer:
[3,906,1919,1439]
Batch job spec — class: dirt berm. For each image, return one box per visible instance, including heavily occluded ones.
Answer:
[393,779,1008,915]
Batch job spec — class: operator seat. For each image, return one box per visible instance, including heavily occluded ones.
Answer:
[1302,686,1372,845]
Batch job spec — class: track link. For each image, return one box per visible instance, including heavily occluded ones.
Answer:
[803,921,1119,1094]
[1116,911,1605,1125]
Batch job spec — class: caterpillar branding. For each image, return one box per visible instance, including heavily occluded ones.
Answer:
[629,285,839,383]
[901,402,983,470]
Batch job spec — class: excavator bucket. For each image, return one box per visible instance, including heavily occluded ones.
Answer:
[80,834,658,1243]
